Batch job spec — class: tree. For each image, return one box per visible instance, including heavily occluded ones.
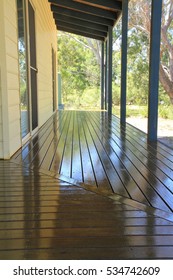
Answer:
[128,0,173,104]
[57,32,100,107]
[58,33,89,104]
[57,0,173,108]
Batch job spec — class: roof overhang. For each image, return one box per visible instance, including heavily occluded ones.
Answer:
[48,0,122,41]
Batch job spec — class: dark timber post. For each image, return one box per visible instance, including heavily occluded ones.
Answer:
[148,0,162,141]
[120,0,129,125]
[58,72,62,108]
[101,41,105,110]
[105,40,108,110]
[108,26,113,117]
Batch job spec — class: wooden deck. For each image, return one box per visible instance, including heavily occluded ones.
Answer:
[12,110,173,213]
[1,110,173,259]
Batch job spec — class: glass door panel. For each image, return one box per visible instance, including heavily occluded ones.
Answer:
[17,0,30,138]
[52,48,57,112]
[28,1,38,131]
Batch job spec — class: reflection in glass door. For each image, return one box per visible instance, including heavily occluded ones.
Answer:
[17,0,30,139]
[52,48,57,112]
[28,1,38,131]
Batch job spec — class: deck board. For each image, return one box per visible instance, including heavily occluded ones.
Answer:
[85,112,130,196]
[90,112,172,211]
[40,112,67,171]
[71,112,83,181]
[11,111,173,213]
[113,116,173,181]
[0,161,173,260]
[81,113,112,192]
[77,113,96,185]
[49,111,71,173]
[1,110,173,259]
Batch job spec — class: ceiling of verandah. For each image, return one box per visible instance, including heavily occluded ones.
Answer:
[48,0,123,41]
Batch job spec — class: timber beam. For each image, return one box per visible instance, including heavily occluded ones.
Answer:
[54,13,108,32]
[49,0,117,20]
[58,26,105,41]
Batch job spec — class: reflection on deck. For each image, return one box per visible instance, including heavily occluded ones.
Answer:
[13,111,173,213]
[0,111,173,259]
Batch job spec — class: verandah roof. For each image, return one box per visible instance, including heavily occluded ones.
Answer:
[48,0,163,142]
[48,0,122,41]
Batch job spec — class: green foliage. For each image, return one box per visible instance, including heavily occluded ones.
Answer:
[158,104,173,119]
[126,28,149,105]
[18,38,28,109]
[63,87,100,110]
[112,84,120,105]
[113,105,148,118]
[58,32,100,108]
[57,0,173,121]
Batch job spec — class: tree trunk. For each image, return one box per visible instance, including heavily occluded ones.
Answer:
[159,65,173,104]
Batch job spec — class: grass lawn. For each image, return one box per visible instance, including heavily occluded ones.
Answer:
[113,104,173,119]
[113,105,148,118]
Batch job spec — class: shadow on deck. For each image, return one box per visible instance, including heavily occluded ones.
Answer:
[0,110,173,259]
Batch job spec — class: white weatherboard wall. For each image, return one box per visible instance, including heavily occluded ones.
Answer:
[0,0,21,159]
[34,0,57,127]
[0,0,57,159]
[0,69,3,158]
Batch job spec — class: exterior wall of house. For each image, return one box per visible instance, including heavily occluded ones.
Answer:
[0,0,57,159]
[0,5,3,158]
[0,0,21,159]
[33,0,57,126]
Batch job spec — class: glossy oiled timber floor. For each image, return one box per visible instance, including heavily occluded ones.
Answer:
[1,161,173,260]
[12,111,173,214]
[0,109,172,260]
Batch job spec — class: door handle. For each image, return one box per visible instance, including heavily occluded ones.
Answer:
[30,66,38,72]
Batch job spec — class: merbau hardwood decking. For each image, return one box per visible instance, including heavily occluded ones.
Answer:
[1,110,173,260]
[12,111,173,214]
[1,161,173,259]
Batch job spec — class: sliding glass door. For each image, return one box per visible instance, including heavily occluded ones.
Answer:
[52,48,57,112]
[17,0,38,140]
[28,1,38,131]
[17,0,30,138]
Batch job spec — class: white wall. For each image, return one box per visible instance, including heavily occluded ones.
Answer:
[0,67,3,158]
[0,0,57,159]
[0,0,20,159]
[34,0,57,126]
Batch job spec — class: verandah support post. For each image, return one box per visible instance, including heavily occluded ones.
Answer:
[120,0,129,125]
[105,40,108,110]
[148,0,162,141]
[108,26,113,117]
[58,72,62,109]
[101,41,105,110]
